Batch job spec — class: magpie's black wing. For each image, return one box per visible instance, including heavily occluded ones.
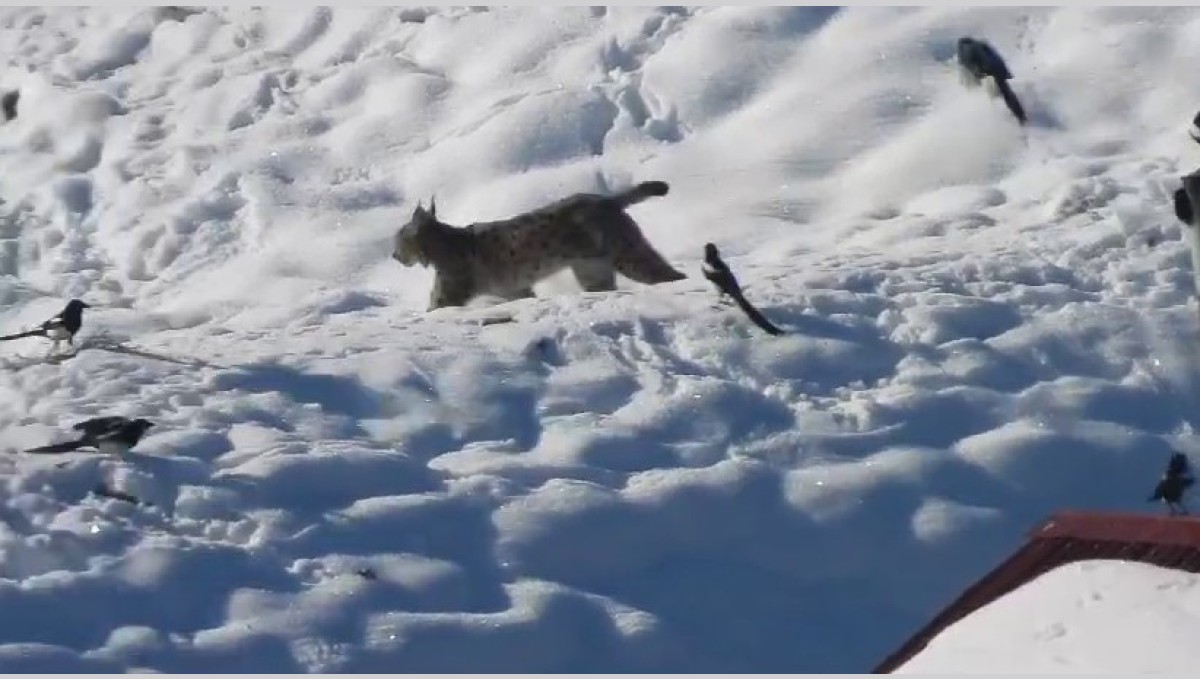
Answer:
[979,42,1012,81]
[94,426,135,445]
[703,263,743,298]
[72,416,131,437]
[1168,452,1191,477]
[39,314,67,333]
[1,90,17,122]
[1175,188,1194,225]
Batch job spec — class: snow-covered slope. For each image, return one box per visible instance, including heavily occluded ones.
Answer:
[897,560,1200,673]
[0,6,1195,672]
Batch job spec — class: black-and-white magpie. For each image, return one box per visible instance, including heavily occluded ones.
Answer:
[25,416,155,455]
[0,299,91,354]
[702,243,784,337]
[1149,451,1195,516]
[957,37,1026,126]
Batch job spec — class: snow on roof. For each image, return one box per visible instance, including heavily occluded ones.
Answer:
[896,559,1200,673]
[876,511,1200,673]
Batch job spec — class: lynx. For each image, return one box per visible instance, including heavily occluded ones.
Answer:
[393,180,686,311]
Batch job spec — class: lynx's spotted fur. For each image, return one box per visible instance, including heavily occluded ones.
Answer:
[393,181,686,311]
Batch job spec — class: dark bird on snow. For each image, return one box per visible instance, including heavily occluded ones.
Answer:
[1149,451,1195,516]
[1175,186,1194,227]
[957,36,1026,125]
[0,299,90,354]
[26,416,155,455]
[1,90,18,122]
[1173,169,1200,231]
[701,243,784,337]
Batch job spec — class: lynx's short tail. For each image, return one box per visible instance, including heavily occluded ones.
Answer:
[611,181,669,209]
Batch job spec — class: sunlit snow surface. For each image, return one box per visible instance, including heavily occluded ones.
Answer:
[0,6,1194,672]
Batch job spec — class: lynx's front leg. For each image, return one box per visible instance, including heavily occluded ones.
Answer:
[428,271,474,311]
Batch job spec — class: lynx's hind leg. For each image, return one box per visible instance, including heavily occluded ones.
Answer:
[571,259,618,292]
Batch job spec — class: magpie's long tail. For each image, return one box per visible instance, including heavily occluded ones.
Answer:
[995,79,1027,125]
[730,291,784,336]
[0,329,46,342]
[25,439,87,454]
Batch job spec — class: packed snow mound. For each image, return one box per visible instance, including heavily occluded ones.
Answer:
[897,560,1200,673]
[0,6,1195,672]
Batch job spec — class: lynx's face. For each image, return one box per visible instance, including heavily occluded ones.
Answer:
[393,205,436,266]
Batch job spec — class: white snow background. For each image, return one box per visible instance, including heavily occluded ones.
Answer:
[0,5,1194,672]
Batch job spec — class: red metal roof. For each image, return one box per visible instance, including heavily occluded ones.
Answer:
[874,510,1200,673]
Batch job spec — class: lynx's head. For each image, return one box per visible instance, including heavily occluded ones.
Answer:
[392,199,440,267]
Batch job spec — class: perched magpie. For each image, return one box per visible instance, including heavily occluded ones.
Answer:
[0,299,90,354]
[1149,452,1195,516]
[701,243,784,336]
[957,37,1026,125]
[25,416,155,455]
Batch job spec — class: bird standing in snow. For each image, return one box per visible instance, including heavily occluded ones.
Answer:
[1,90,18,122]
[0,299,91,355]
[1149,452,1195,516]
[702,243,784,336]
[25,416,155,455]
[957,36,1027,126]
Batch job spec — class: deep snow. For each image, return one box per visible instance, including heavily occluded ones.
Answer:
[0,5,1195,672]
